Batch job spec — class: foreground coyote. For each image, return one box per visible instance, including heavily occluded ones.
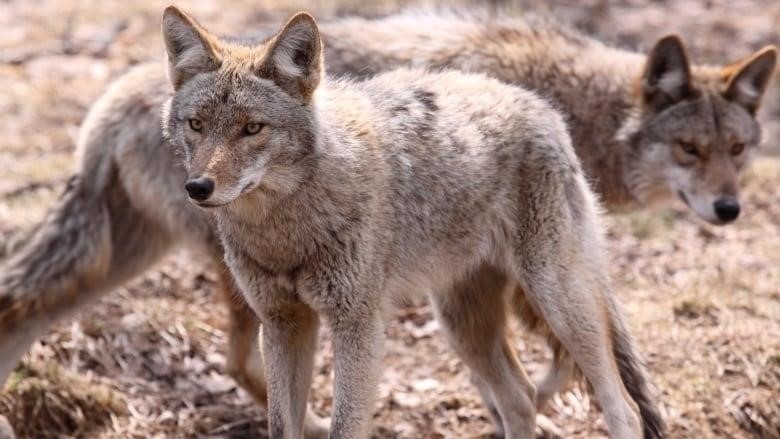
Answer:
[2,6,774,437]
[161,6,658,437]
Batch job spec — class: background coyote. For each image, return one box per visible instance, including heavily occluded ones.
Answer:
[320,11,776,225]
[1,1,779,437]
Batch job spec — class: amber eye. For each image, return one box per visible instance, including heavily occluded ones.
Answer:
[244,122,264,136]
[678,141,699,156]
[731,142,745,156]
[188,118,203,132]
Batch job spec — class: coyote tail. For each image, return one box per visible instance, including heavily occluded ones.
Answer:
[608,297,666,438]
[0,174,112,327]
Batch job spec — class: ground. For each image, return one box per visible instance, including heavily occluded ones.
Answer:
[1,0,779,437]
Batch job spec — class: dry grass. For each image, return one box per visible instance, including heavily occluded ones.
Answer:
[0,360,126,437]
[1,0,779,437]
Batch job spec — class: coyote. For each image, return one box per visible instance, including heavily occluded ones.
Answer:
[2,7,773,438]
[160,6,658,438]
[322,11,777,225]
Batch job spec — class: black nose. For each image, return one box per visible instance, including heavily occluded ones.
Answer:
[713,196,740,222]
[185,177,214,201]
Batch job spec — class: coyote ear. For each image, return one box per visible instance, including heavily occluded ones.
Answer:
[642,35,694,110]
[723,46,777,114]
[258,12,323,102]
[162,6,220,90]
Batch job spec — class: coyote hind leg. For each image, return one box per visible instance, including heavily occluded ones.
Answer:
[509,247,642,437]
[432,263,537,439]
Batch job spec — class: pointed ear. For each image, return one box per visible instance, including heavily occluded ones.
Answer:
[723,46,777,114]
[162,6,220,90]
[258,12,323,102]
[641,35,695,110]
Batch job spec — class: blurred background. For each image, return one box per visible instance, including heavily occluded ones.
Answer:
[0,0,778,437]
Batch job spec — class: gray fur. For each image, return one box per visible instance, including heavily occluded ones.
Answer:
[162,8,652,438]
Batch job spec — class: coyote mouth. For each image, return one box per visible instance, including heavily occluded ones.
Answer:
[678,190,729,226]
[241,181,257,194]
[194,201,226,209]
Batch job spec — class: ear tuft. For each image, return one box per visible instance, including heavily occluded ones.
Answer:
[724,45,778,114]
[162,6,220,89]
[259,12,323,101]
[642,35,694,110]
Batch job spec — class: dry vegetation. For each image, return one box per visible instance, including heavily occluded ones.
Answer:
[1,0,779,437]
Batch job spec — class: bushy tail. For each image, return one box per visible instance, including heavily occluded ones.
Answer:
[608,298,666,439]
[0,175,113,327]
[0,168,172,385]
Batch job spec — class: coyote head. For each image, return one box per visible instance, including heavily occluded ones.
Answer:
[161,6,322,208]
[622,36,777,224]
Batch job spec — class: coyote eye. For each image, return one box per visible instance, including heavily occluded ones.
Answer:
[731,142,745,156]
[244,122,264,136]
[188,118,203,132]
[677,141,699,156]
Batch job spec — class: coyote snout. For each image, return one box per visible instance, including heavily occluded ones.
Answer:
[185,176,215,202]
[713,196,740,222]
[667,142,746,225]
[679,190,741,225]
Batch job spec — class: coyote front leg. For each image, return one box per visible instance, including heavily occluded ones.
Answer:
[261,303,320,439]
[329,310,384,439]
[216,264,329,438]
